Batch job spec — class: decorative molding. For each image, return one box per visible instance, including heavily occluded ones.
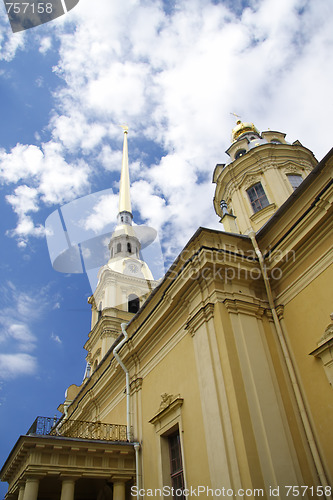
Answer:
[318,314,333,345]
[223,298,267,318]
[243,175,261,190]
[309,313,333,388]
[130,377,143,394]
[1,436,136,492]
[275,304,285,321]
[149,394,183,425]
[283,165,303,175]
[249,203,276,224]
[185,303,214,336]
[92,348,101,362]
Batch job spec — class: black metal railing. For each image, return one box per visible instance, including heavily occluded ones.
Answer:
[27,416,59,436]
[27,416,128,442]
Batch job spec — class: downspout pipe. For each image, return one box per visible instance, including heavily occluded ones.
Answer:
[134,442,141,500]
[249,231,332,499]
[113,322,131,442]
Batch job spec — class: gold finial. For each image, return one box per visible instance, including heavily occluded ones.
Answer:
[230,112,241,121]
[120,124,129,134]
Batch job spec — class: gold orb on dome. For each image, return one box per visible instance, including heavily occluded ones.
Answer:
[232,120,260,142]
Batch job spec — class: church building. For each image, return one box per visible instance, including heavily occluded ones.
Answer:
[1,122,333,500]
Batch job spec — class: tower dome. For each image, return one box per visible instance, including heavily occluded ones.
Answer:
[232,120,260,142]
[213,121,318,234]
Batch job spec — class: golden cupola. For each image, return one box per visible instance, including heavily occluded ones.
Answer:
[213,120,318,235]
[231,119,260,142]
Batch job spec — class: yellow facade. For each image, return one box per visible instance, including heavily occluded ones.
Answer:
[1,124,333,500]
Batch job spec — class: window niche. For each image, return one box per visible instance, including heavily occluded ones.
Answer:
[246,182,269,213]
[168,430,185,495]
[287,174,303,191]
[98,302,102,320]
[128,294,140,314]
[149,394,186,496]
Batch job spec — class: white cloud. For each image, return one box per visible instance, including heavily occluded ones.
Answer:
[1,141,91,244]
[51,333,62,344]
[0,21,25,61]
[39,36,52,54]
[0,353,37,379]
[0,282,53,379]
[0,144,44,183]
[7,324,36,352]
[82,194,118,233]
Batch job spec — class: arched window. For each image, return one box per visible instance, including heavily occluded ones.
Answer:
[116,243,121,253]
[98,302,102,320]
[128,294,140,314]
[127,242,132,253]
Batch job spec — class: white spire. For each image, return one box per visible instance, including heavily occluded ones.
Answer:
[118,126,132,216]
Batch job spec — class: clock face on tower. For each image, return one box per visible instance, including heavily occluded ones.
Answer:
[129,263,139,274]
[124,260,142,276]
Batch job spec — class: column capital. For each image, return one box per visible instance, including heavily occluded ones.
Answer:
[112,475,133,482]
[24,475,44,482]
[59,475,79,481]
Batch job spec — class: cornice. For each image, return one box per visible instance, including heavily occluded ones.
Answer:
[185,303,215,336]
[1,435,136,491]
[223,298,267,318]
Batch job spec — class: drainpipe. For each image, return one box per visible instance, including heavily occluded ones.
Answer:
[249,231,332,498]
[134,442,141,500]
[113,322,131,441]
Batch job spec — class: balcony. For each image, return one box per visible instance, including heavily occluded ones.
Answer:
[27,416,128,442]
[1,417,136,500]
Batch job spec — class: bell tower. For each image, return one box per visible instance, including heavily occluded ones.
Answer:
[84,128,158,376]
[213,120,318,234]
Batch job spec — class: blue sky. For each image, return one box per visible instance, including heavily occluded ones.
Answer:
[1,0,333,495]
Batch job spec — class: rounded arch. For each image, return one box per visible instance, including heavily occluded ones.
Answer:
[128,294,140,314]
